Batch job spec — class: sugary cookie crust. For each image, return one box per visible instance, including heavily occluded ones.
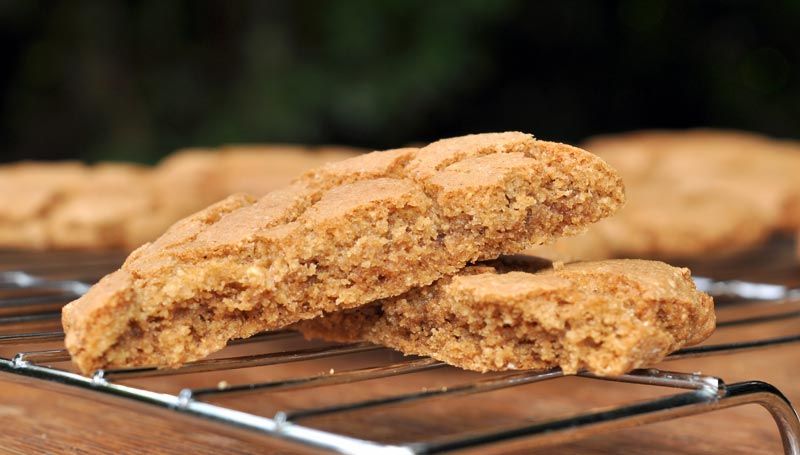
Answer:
[62,132,625,374]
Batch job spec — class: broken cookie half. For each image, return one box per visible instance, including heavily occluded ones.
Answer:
[297,258,715,376]
[62,132,624,375]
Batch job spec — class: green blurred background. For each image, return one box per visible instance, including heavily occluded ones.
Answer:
[1,0,798,163]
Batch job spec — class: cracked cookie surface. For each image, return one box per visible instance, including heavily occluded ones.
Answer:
[62,132,625,374]
[297,257,715,376]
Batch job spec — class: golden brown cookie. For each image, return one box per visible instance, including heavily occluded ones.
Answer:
[153,145,362,206]
[143,145,363,248]
[528,129,800,261]
[214,145,362,196]
[151,148,224,215]
[591,129,800,231]
[45,163,154,249]
[62,132,625,374]
[0,162,90,249]
[298,258,715,376]
[0,146,361,251]
[0,162,182,251]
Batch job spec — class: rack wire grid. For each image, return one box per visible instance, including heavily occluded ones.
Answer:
[1,248,799,454]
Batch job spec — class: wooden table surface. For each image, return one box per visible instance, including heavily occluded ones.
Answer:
[1,238,799,454]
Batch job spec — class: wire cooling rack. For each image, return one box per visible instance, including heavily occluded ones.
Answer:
[1,249,799,454]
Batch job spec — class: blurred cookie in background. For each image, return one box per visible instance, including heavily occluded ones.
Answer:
[0,145,362,251]
[527,129,800,262]
[0,161,102,249]
[213,144,362,196]
[46,163,154,249]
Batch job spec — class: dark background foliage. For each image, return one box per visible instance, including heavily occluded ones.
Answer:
[1,0,798,163]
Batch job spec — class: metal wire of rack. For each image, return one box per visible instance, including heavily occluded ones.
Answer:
[1,250,799,454]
